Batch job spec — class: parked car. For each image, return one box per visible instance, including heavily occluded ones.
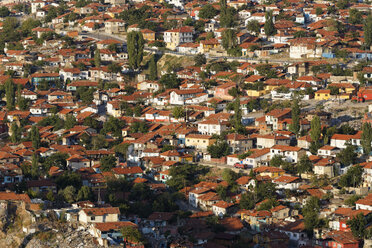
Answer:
[234,163,247,169]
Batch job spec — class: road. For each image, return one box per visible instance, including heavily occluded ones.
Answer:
[82,31,303,64]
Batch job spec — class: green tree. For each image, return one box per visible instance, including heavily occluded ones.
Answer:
[207,141,231,158]
[362,122,372,155]
[302,196,320,237]
[10,122,21,143]
[127,31,144,70]
[172,106,185,119]
[31,153,39,179]
[270,155,284,167]
[0,6,10,17]
[264,11,276,36]
[247,20,260,35]
[221,29,237,50]
[349,9,363,25]
[297,155,313,175]
[232,96,245,134]
[100,155,117,172]
[337,142,357,166]
[159,73,181,89]
[148,55,157,80]
[198,4,219,19]
[345,195,362,206]
[94,49,101,67]
[5,79,15,110]
[315,7,323,16]
[121,226,144,244]
[77,185,93,201]
[221,168,239,185]
[240,192,255,209]
[64,114,77,129]
[194,54,206,66]
[30,125,40,149]
[339,165,363,188]
[364,15,372,48]
[347,213,367,239]
[309,115,322,154]
[166,163,209,190]
[63,185,76,203]
[289,99,300,135]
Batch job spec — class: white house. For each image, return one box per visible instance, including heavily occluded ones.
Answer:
[273,175,301,190]
[270,145,304,163]
[169,89,204,105]
[198,119,229,135]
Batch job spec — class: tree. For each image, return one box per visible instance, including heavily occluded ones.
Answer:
[5,79,15,110]
[247,20,260,35]
[315,7,323,16]
[194,54,206,66]
[364,15,372,48]
[77,186,93,201]
[31,153,39,179]
[339,165,363,188]
[361,122,372,155]
[289,99,300,135]
[220,7,236,28]
[207,141,231,158]
[108,63,122,73]
[255,182,276,202]
[264,11,276,36]
[166,164,209,190]
[297,155,313,175]
[270,155,285,167]
[94,49,101,67]
[221,29,237,50]
[148,55,157,80]
[10,122,21,143]
[172,106,185,119]
[345,195,362,206]
[64,114,76,129]
[309,115,322,154]
[302,196,320,237]
[100,155,117,172]
[347,213,367,239]
[159,73,181,89]
[240,192,255,209]
[336,0,348,9]
[349,9,363,25]
[221,168,239,185]
[63,185,76,203]
[0,7,10,17]
[121,226,144,244]
[232,96,245,134]
[337,143,357,167]
[127,31,144,70]
[198,4,219,19]
[30,125,40,149]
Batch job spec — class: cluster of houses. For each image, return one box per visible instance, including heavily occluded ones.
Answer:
[0,0,371,247]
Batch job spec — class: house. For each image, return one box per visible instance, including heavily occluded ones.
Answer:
[256,134,290,148]
[289,38,322,59]
[67,154,90,171]
[314,89,331,100]
[89,221,138,246]
[213,82,236,101]
[164,26,194,50]
[270,145,304,163]
[169,89,204,105]
[244,148,271,168]
[27,179,57,194]
[198,119,229,135]
[253,166,285,178]
[324,231,359,248]
[112,166,143,180]
[356,193,372,211]
[226,133,253,153]
[104,19,125,34]
[79,207,120,225]
[264,108,292,131]
[314,158,335,178]
[141,29,156,41]
[212,201,235,217]
[318,146,340,157]
[185,134,215,151]
[272,175,301,190]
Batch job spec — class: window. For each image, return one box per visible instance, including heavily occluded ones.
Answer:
[91,216,95,221]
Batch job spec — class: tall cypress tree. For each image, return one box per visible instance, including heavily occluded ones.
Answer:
[31,125,40,149]
[5,79,15,110]
[94,49,101,67]
[361,122,372,155]
[148,55,157,80]
[264,11,276,37]
[127,31,144,70]
[364,15,372,48]
[289,99,300,135]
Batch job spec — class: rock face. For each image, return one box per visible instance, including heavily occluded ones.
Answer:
[25,228,98,248]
